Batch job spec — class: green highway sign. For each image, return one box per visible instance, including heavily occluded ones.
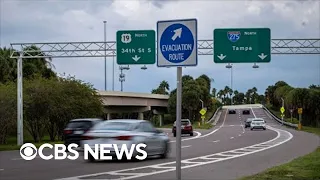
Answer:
[116,30,156,65]
[213,28,271,63]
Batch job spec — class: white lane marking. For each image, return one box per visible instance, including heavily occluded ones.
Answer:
[55,125,293,180]
[230,125,234,127]
[212,140,220,143]
[181,145,191,149]
[170,109,228,142]
[230,137,234,139]
[238,134,242,136]
[199,109,228,138]
[169,131,201,143]
[250,107,257,118]
[0,169,3,171]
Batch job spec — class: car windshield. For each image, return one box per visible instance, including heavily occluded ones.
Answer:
[252,119,264,122]
[181,121,189,125]
[93,122,136,131]
[66,121,92,129]
[174,120,190,125]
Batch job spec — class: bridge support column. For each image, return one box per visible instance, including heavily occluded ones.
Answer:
[138,112,144,120]
[107,113,112,120]
[159,114,163,126]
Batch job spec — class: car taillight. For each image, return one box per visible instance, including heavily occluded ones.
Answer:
[64,130,73,134]
[184,126,192,130]
[82,136,96,140]
[116,136,132,140]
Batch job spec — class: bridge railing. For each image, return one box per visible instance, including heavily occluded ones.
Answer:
[207,106,222,125]
[262,105,298,129]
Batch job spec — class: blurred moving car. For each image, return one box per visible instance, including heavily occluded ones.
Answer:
[244,118,254,128]
[242,109,250,115]
[64,118,103,146]
[81,119,170,162]
[228,109,236,114]
[250,118,266,130]
[172,119,193,137]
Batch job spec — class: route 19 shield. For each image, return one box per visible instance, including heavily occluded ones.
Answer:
[227,31,241,42]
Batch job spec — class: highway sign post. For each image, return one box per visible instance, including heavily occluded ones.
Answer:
[280,107,285,125]
[298,108,303,130]
[214,28,271,63]
[116,30,155,65]
[157,18,197,180]
[199,108,207,125]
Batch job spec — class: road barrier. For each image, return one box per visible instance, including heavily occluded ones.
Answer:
[262,105,298,129]
[207,106,222,125]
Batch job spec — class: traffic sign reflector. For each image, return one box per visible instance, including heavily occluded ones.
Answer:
[280,107,285,114]
[199,108,207,115]
[298,108,303,114]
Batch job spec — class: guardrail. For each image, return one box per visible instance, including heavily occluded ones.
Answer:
[262,105,298,129]
[207,106,222,124]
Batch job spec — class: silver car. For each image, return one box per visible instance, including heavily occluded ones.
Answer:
[81,119,170,162]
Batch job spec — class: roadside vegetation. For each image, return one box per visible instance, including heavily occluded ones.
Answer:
[240,147,320,180]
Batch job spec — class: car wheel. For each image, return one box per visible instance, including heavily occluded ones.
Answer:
[251,128,253,131]
[160,143,169,159]
[263,128,266,130]
[190,132,194,136]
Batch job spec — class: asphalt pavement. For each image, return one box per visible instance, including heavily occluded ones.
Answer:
[0,107,318,180]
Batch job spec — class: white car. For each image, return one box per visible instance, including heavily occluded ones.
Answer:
[250,118,266,130]
[81,119,170,162]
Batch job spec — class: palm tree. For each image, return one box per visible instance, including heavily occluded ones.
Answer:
[212,88,217,97]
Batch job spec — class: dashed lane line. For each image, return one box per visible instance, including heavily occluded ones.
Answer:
[55,125,293,180]
[181,145,191,149]
[212,140,220,143]
[230,137,234,139]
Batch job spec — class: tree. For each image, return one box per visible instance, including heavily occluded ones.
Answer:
[23,76,104,142]
[0,82,16,144]
[151,80,170,95]
[212,88,217,98]
[0,46,56,84]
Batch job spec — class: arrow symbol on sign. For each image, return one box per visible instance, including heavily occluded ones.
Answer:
[132,55,141,62]
[217,54,226,60]
[258,53,267,60]
[171,28,182,41]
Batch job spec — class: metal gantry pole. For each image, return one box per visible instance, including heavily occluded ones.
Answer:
[17,53,23,146]
[176,67,182,180]
[103,21,107,91]
[112,54,115,91]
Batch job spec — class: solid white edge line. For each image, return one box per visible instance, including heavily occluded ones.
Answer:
[54,121,293,180]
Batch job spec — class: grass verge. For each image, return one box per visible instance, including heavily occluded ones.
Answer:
[239,106,320,180]
[0,135,63,151]
[0,141,63,151]
[239,147,320,180]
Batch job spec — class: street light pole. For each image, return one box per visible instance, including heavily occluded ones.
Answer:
[226,63,233,105]
[103,21,107,91]
[231,65,233,105]
[199,99,204,109]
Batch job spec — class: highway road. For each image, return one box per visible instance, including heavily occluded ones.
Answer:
[0,106,319,180]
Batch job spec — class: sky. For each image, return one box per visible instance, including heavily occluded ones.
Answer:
[1,0,319,95]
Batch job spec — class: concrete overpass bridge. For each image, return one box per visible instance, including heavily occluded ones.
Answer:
[97,91,169,123]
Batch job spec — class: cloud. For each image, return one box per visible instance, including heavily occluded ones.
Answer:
[1,0,319,94]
